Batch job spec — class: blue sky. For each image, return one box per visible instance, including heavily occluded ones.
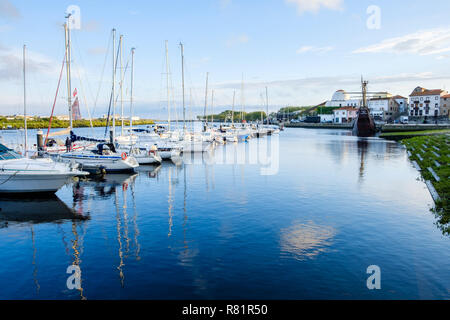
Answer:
[1,0,450,119]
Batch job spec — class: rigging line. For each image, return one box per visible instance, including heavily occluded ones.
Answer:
[71,32,95,108]
[93,31,112,118]
[45,50,68,146]
[104,38,122,138]
[72,59,94,131]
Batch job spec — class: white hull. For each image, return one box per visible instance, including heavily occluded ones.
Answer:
[0,158,86,194]
[0,173,72,193]
[181,140,212,153]
[58,153,139,173]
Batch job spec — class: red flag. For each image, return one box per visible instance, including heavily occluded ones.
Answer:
[73,88,77,97]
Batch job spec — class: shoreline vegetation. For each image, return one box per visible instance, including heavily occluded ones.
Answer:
[0,117,155,130]
[402,134,449,235]
[197,110,267,122]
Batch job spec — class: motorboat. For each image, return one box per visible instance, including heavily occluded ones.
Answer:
[0,143,88,194]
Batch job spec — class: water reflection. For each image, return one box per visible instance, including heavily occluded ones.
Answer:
[357,139,368,182]
[280,221,336,261]
[0,195,88,225]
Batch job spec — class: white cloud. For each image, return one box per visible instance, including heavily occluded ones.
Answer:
[226,34,249,47]
[0,0,21,20]
[296,45,334,54]
[286,0,343,14]
[0,46,60,81]
[353,27,450,56]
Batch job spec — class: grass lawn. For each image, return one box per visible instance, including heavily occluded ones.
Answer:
[402,134,449,235]
[380,129,450,139]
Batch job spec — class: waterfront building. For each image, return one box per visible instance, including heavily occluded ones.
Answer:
[318,114,334,123]
[333,107,358,123]
[325,90,361,108]
[440,94,450,118]
[392,95,408,113]
[368,97,400,121]
[408,87,448,118]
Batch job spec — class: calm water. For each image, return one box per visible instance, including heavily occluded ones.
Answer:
[0,127,449,299]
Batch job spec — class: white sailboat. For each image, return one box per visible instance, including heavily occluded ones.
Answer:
[61,29,139,173]
[0,45,88,194]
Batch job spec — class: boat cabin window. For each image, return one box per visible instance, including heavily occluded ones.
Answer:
[0,144,22,160]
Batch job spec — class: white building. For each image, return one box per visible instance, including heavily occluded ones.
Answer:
[409,87,448,117]
[368,97,399,121]
[333,107,358,123]
[318,114,334,123]
[325,90,360,108]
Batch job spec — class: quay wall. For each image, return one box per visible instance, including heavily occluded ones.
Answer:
[285,123,353,129]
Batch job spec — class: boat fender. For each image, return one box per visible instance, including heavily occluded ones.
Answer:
[121,152,127,160]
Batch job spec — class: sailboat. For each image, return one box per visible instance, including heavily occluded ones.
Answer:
[0,45,88,194]
[113,45,162,165]
[60,29,139,173]
[180,60,213,153]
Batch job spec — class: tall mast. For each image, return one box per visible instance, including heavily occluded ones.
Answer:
[165,40,171,131]
[265,86,269,125]
[203,72,209,131]
[112,29,116,139]
[64,18,73,130]
[180,42,186,134]
[241,73,245,123]
[211,89,214,124]
[232,90,235,126]
[23,45,27,157]
[120,35,124,135]
[189,88,194,132]
[130,48,135,129]
[362,77,368,108]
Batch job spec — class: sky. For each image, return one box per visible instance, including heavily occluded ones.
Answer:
[1,0,450,119]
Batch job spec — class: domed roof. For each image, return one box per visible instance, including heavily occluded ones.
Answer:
[332,90,349,101]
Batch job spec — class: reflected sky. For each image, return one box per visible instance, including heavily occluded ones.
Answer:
[0,128,449,299]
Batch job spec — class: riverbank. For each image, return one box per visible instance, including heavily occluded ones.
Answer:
[0,118,155,129]
[381,124,450,133]
[285,122,353,129]
[380,129,450,140]
[402,134,449,234]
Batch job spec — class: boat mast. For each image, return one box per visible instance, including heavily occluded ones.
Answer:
[241,73,245,123]
[180,42,186,134]
[265,86,269,125]
[120,35,124,135]
[203,72,209,131]
[130,47,135,129]
[211,89,214,124]
[64,16,73,130]
[23,45,27,157]
[362,77,368,108]
[165,40,171,131]
[232,90,235,126]
[112,29,116,139]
